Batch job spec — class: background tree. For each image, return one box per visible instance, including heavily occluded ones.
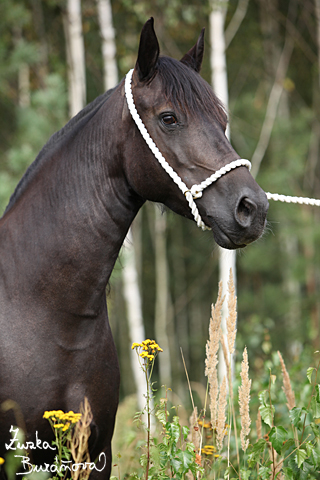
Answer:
[0,0,319,407]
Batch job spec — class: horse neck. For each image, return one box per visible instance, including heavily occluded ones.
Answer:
[1,86,143,317]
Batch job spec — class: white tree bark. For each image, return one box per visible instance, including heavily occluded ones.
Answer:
[154,207,172,388]
[210,0,236,382]
[63,0,86,118]
[96,0,118,91]
[224,0,249,50]
[96,0,146,412]
[122,230,148,413]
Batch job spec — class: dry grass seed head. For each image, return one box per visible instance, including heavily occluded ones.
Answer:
[278,350,296,410]
[216,375,228,452]
[69,397,93,480]
[205,281,224,427]
[256,410,262,440]
[188,406,201,452]
[220,329,230,384]
[226,269,237,356]
[239,347,251,452]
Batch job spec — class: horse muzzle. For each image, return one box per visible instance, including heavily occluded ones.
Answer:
[205,187,269,249]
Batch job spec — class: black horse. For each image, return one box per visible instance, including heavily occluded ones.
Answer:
[0,18,268,479]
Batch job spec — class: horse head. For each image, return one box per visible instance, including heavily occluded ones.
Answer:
[123,18,269,249]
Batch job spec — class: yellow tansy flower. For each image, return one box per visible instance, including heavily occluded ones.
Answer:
[0,458,5,465]
[54,423,64,429]
[62,422,70,431]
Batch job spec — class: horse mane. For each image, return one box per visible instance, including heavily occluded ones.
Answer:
[156,56,228,129]
[3,86,117,214]
[4,59,226,215]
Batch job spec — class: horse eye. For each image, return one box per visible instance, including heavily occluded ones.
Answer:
[161,115,177,126]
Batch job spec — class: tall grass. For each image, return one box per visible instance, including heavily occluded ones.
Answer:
[112,272,320,479]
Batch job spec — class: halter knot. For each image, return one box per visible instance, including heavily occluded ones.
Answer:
[125,68,252,231]
[190,186,203,199]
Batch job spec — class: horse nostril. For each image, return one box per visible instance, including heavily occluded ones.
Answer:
[235,197,257,228]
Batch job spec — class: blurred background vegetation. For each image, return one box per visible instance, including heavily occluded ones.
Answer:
[0,0,319,407]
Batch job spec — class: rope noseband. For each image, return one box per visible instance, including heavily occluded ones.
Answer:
[125,69,251,231]
[125,69,320,228]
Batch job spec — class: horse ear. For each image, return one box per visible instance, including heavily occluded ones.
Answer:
[180,28,205,73]
[135,18,160,81]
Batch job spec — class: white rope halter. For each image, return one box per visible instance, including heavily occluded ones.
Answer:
[125,69,251,231]
[125,69,320,228]
[265,192,320,206]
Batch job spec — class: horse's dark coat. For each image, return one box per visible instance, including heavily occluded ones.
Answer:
[0,19,268,479]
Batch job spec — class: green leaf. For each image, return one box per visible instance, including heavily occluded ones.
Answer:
[176,449,194,473]
[310,421,320,438]
[170,456,182,473]
[181,425,189,441]
[239,469,251,480]
[307,367,315,384]
[305,441,314,457]
[310,396,320,419]
[316,384,320,402]
[258,390,268,406]
[281,437,295,454]
[269,426,287,455]
[310,448,319,467]
[295,448,308,468]
[289,407,307,427]
[258,465,272,480]
[259,404,275,427]
[247,439,267,467]
[166,421,180,445]
[155,408,167,426]
[282,466,294,479]
[224,467,232,479]
[250,438,268,453]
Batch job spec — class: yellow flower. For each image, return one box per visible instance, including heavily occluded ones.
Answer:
[133,339,163,364]
[0,458,5,465]
[54,423,64,429]
[201,445,216,456]
[62,422,70,431]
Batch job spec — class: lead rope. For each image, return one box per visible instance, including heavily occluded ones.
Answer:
[265,192,320,206]
[125,69,320,230]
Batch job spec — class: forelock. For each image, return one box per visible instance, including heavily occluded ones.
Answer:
[156,56,228,129]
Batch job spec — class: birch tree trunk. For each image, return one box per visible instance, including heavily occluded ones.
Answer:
[154,207,172,388]
[209,0,235,382]
[63,0,86,118]
[96,0,146,412]
[96,0,118,91]
[122,230,148,412]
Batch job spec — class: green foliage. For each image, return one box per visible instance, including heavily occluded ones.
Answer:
[1,0,320,416]
[145,417,200,479]
[113,350,320,479]
[130,341,203,479]
[0,73,67,213]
